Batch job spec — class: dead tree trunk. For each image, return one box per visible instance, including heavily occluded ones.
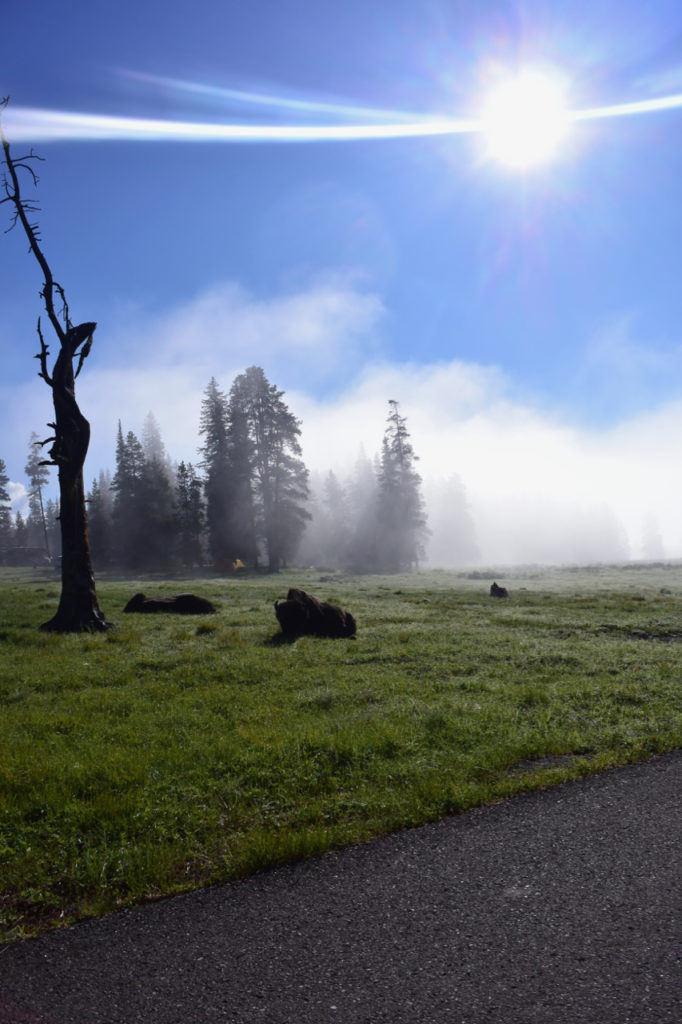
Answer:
[1,99,109,631]
[38,324,108,631]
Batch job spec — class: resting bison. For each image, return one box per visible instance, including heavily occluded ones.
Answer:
[490,581,509,598]
[275,587,357,638]
[123,592,216,615]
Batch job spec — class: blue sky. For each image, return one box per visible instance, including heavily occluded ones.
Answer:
[3,0,682,563]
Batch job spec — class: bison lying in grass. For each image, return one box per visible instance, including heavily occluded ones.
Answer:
[490,581,509,598]
[275,587,357,638]
[123,592,217,615]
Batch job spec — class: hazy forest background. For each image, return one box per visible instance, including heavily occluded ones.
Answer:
[0,367,444,575]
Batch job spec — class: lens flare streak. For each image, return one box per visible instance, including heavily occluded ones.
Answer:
[3,92,682,145]
[122,70,432,124]
[3,106,479,143]
[570,93,682,121]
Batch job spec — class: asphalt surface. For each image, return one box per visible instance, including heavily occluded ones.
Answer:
[1,751,680,1024]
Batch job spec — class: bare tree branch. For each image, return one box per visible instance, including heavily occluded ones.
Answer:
[0,101,64,344]
[34,318,53,386]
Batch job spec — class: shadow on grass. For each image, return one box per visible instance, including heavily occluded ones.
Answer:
[264,632,299,647]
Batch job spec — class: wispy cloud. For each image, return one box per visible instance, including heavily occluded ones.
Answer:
[570,314,682,417]
[150,275,384,377]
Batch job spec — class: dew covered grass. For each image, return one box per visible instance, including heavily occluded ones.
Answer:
[1,564,681,941]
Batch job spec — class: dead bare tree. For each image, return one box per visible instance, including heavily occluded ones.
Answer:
[1,99,109,631]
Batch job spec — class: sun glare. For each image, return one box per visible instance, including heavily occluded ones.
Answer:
[480,69,570,168]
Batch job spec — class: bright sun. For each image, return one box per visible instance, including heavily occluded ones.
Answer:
[480,69,571,168]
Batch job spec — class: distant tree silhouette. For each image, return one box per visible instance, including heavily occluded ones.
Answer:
[24,432,51,558]
[322,470,352,566]
[229,366,310,571]
[111,423,146,566]
[0,458,12,554]
[13,510,28,549]
[174,461,205,568]
[346,449,381,570]
[375,400,428,571]
[141,411,173,481]
[86,473,114,570]
[0,98,108,630]
[111,423,176,571]
[198,378,234,567]
[43,498,61,562]
[224,386,259,566]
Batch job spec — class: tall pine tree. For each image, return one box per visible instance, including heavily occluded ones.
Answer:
[375,400,428,571]
[224,392,258,566]
[198,378,233,567]
[141,411,173,481]
[0,458,12,557]
[111,423,145,568]
[14,511,28,550]
[347,448,380,570]
[24,433,52,558]
[174,461,205,568]
[229,367,310,571]
[44,498,61,562]
[321,470,352,568]
[86,471,114,570]
[111,423,175,570]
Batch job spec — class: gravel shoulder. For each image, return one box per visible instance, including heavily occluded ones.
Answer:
[1,750,680,1024]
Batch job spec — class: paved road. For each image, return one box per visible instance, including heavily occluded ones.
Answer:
[1,751,680,1024]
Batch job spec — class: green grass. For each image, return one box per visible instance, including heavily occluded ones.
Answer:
[1,564,681,942]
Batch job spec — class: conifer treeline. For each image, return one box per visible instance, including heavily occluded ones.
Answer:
[1,367,429,573]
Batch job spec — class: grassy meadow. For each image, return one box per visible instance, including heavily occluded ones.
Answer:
[1,564,681,942]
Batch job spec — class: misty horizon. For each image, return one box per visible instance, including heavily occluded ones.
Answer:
[3,342,674,569]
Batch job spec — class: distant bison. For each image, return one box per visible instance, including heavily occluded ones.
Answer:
[275,587,357,638]
[490,581,509,598]
[123,592,217,615]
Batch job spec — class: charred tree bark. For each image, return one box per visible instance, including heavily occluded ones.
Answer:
[39,325,108,631]
[1,99,109,631]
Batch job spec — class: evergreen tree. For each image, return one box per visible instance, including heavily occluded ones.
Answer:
[0,458,12,555]
[14,510,28,550]
[137,454,176,569]
[44,498,61,562]
[111,422,175,570]
[224,394,258,565]
[198,378,233,567]
[346,448,380,570]
[141,411,173,481]
[423,475,479,567]
[375,400,428,571]
[24,433,51,557]
[86,472,114,570]
[174,461,205,567]
[299,469,354,570]
[229,366,310,571]
[321,470,352,568]
[111,422,146,568]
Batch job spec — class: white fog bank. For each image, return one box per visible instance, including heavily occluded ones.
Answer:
[4,279,682,567]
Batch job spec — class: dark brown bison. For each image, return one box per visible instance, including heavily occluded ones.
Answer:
[123,592,217,614]
[490,581,509,598]
[275,587,357,638]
